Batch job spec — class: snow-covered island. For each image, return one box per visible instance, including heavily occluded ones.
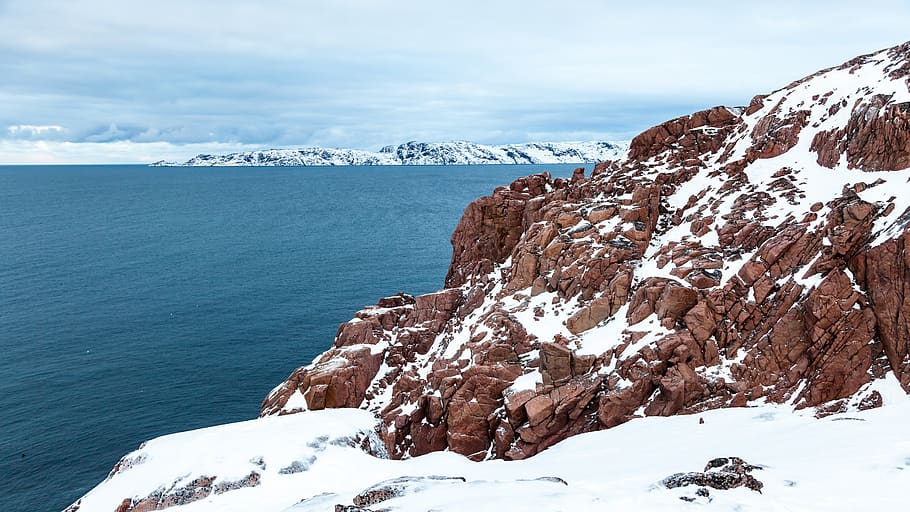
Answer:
[151,140,629,167]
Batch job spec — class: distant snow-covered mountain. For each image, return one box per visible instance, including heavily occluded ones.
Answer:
[151,140,629,166]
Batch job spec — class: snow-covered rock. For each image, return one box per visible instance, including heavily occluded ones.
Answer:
[65,409,383,512]
[70,400,910,511]
[261,40,910,462]
[151,141,629,167]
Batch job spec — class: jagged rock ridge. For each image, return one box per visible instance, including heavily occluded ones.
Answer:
[262,41,910,462]
[151,140,628,166]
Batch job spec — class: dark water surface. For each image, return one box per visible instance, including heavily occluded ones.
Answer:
[0,164,578,511]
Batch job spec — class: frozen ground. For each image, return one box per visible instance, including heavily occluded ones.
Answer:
[72,382,909,511]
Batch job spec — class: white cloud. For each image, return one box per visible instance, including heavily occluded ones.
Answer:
[0,140,265,164]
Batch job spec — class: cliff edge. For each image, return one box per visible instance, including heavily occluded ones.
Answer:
[261,41,910,462]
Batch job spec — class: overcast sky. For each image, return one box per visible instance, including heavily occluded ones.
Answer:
[2,1,909,163]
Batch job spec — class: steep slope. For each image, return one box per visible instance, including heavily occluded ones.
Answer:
[152,141,628,166]
[261,41,910,462]
[70,41,910,512]
[68,400,910,512]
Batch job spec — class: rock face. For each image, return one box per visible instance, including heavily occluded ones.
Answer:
[262,41,910,462]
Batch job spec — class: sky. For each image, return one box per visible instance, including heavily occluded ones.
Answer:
[2,1,910,164]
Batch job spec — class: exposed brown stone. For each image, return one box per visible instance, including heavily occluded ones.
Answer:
[851,229,910,390]
[747,109,810,160]
[525,395,555,426]
[258,41,910,466]
[446,173,556,288]
[628,106,739,164]
[566,295,615,334]
[812,96,910,171]
[540,342,573,386]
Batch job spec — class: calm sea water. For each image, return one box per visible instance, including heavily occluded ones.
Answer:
[0,163,578,512]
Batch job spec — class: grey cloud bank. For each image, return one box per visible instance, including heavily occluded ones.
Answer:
[1,0,909,163]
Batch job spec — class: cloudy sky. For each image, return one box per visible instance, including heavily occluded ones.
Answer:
[2,1,909,163]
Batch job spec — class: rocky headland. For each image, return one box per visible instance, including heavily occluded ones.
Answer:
[71,41,910,512]
[261,40,910,461]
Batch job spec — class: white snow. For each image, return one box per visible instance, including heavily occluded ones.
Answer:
[72,399,910,512]
[507,290,575,344]
[72,409,382,512]
[281,390,309,412]
[575,303,631,357]
[508,368,543,392]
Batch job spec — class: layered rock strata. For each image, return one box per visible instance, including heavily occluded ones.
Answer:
[262,41,910,462]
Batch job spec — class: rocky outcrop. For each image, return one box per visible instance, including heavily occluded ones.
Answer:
[809,42,910,171]
[114,473,260,512]
[628,106,739,164]
[260,290,461,415]
[445,174,557,288]
[262,41,910,462]
[852,229,910,389]
[662,456,764,500]
[811,96,910,171]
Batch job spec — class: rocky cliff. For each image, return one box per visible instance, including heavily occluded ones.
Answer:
[151,141,628,166]
[261,41,910,462]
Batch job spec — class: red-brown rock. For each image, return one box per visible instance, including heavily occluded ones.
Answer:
[259,41,910,466]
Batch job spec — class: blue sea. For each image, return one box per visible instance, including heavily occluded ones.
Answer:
[0,163,579,512]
